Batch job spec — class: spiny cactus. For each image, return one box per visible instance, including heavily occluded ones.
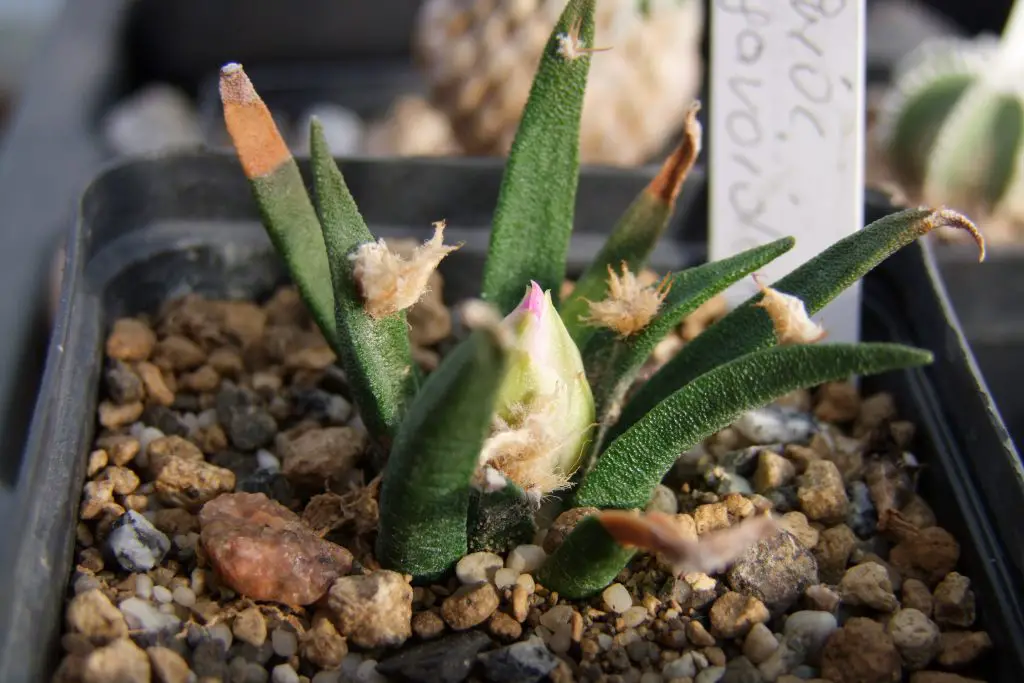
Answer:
[875,0,1024,237]
[221,0,984,595]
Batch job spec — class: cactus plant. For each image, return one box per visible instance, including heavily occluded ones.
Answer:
[221,0,984,595]
[875,0,1024,239]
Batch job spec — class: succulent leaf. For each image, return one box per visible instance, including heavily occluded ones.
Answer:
[467,482,537,553]
[560,103,703,344]
[376,327,508,582]
[610,208,983,440]
[480,283,595,497]
[576,342,933,510]
[481,0,598,314]
[219,64,338,350]
[582,238,794,446]
[533,515,637,599]
[309,119,420,444]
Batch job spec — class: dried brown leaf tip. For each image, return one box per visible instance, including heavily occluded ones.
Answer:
[918,207,986,262]
[752,274,827,345]
[597,510,779,576]
[555,16,612,61]
[219,63,292,179]
[583,263,671,337]
[351,220,462,319]
[647,101,703,204]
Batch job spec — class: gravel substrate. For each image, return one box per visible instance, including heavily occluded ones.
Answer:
[53,267,994,683]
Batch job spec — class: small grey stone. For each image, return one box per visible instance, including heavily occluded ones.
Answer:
[226,408,278,451]
[290,388,352,424]
[237,469,294,503]
[722,656,764,683]
[376,630,493,683]
[727,531,818,614]
[765,486,799,513]
[662,652,696,679]
[106,361,145,404]
[718,445,786,477]
[210,450,259,481]
[783,610,838,664]
[143,405,191,437]
[478,636,559,683]
[106,510,171,572]
[757,640,806,681]
[193,639,229,678]
[733,406,818,444]
[790,664,820,678]
[118,597,181,646]
[695,665,727,683]
[846,481,878,538]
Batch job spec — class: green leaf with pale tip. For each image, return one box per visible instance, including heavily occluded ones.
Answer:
[481,0,597,314]
[376,329,508,582]
[610,208,943,441]
[535,515,635,599]
[310,119,418,444]
[582,237,794,435]
[467,482,538,554]
[249,160,339,351]
[577,343,932,510]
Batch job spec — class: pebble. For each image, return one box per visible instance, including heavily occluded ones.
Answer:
[65,590,128,643]
[106,318,157,361]
[147,646,192,683]
[932,572,975,627]
[153,585,173,603]
[441,582,500,630]
[272,627,299,657]
[887,608,940,670]
[646,484,679,514]
[135,574,154,600]
[779,511,819,550]
[210,622,234,650]
[803,583,841,613]
[733,406,818,444]
[255,449,281,473]
[200,492,352,605]
[82,637,151,683]
[888,527,960,585]
[377,630,493,683]
[303,612,348,669]
[506,544,547,573]
[280,426,366,486]
[686,619,716,647]
[155,456,236,509]
[106,510,172,572]
[709,591,770,638]
[542,506,598,553]
[813,523,857,584]
[797,460,850,523]
[355,659,388,683]
[412,610,446,640]
[754,450,797,492]
[494,567,519,589]
[821,617,902,683]
[102,83,204,155]
[312,672,341,683]
[846,480,878,537]
[727,531,819,614]
[937,631,992,667]
[478,636,559,683]
[695,665,726,683]
[663,652,697,679]
[456,551,504,585]
[233,606,267,647]
[839,562,900,612]
[742,622,779,664]
[722,656,762,683]
[488,612,523,642]
[603,582,633,613]
[783,610,838,664]
[271,663,300,683]
[80,479,117,520]
[902,579,934,617]
[118,597,182,643]
[328,570,413,648]
[623,605,649,628]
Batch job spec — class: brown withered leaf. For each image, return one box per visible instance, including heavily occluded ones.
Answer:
[597,510,779,576]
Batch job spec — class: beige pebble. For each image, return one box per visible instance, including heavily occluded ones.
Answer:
[412,610,446,640]
[87,450,109,478]
[155,457,235,510]
[65,590,128,643]
[302,611,348,670]
[821,617,902,683]
[932,572,975,628]
[328,570,413,649]
[99,435,141,466]
[106,318,156,361]
[80,479,117,520]
[887,608,940,670]
[455,551,504,585]
[754,451,796,492]
[512,584,530,622]
[693,502,731,534]
[686,619,716,647]
[601,582,632,614]
[798,460,849,523]
[82,638,150,683]
[98,466,140,496]
[137,361,175,406]
[779,511,819,549]
[441,582,499,630]
[98,400,144,429]
[742,622,779,664]
[147,646,192,683]
[902,579,934,618]
[937,631,992,667]
[232,606,267,647]
[487,611,522,642]
[839,562,900,612]
[709,591,769,639]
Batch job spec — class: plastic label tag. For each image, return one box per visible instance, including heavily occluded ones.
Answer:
[709,0,866,343]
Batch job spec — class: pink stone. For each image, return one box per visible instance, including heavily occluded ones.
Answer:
[199,492,353,606]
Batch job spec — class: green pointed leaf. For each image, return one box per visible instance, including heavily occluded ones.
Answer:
[220,64,338,350]
[535,515,636,599]
[610,208,982,440]
[582,238,794,430]
[467,482,538,554]
[561,108,702,345]
[376,329,508,582]
[481,0,597,314]
[310,119,419,444]
[576,343,932,510]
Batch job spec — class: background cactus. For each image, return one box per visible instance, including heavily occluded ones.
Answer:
[412,0,704,165]
[221,0,983,597]
[874,0,1024,242]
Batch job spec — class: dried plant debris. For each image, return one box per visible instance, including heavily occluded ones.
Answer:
[583,263,671,337]
[555,16,612,62]
[752,274,828,345]
[351,220,462,319]
[57,274,996,683]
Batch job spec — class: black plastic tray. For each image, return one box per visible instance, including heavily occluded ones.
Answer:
[0,151,1022,682]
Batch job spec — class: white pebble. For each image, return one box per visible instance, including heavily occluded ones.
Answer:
[623,605,649,628]
[506,544,547,573]
[172,585,196,608]
[256,449,281,473]
[695,666,726,683]
[190,568,207,595]
[271,663,300,683]
[152,585,172,604]
[538,605,574,631]
[157,602,177,615]
[134,574,153,600]
[272,627,299,657]
[139,426,165,453]
[456,551,504,585]
[494,568,519,589]
[197,409,218,428]
[180,412,199,432]
[663,652,696,678]
[515,573,536,593]
[597,633,614,651]
[355,659,387,683]
[209,622,234,650]
[312,672,342,683]
[602,583,633,613]
[548,624,572,654]
[326,395,353,424]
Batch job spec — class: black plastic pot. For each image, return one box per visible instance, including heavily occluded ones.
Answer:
[1,151,1022,682]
